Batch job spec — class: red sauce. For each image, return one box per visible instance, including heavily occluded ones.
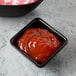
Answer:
[0,0,38,5]
[17,28,61,63]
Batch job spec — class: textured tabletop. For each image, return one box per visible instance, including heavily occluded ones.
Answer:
[0,0,76,76]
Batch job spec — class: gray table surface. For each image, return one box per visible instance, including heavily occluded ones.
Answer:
[0,0,76,76]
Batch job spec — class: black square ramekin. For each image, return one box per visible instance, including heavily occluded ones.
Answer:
[10,18,68,67]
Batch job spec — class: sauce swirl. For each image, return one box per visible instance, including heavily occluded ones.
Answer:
[17,28,61,63]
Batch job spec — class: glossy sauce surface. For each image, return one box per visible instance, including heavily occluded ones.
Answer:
[0,0,38,5]
[17,28,61,63]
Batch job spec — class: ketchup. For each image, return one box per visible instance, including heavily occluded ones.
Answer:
[0,0,38,5]
[17,28,61,63]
